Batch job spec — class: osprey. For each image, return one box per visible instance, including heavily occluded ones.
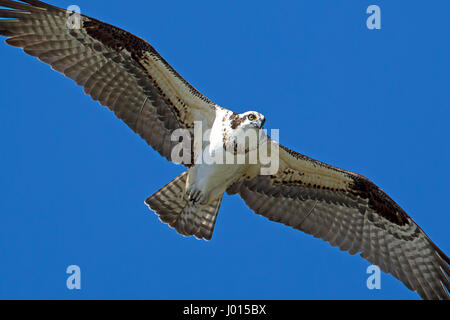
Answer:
[0,0,448,300]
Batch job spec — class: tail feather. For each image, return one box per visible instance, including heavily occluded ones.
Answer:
[145,171,223,240]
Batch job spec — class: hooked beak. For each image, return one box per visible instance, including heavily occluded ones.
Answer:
[260,117,266,128]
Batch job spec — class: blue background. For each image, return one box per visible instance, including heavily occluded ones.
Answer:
[0,0,448,299]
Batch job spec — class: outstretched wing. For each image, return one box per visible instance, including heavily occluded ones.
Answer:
[228,141,449,300]
[0,0,218,163]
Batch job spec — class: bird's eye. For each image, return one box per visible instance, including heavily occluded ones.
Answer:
[248,114,256,121]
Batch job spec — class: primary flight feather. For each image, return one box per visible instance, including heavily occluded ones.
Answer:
[0,0,448,299]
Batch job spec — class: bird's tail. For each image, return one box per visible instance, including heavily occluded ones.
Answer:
[145,171,223,240]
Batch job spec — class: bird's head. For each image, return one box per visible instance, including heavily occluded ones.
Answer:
[224,111,267,155]
[230,111,266,132]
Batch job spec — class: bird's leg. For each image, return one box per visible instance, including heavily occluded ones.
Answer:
[185,166,208,205]
[185,185,207,206]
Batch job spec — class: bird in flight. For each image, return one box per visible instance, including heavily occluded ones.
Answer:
[0,0,448,300]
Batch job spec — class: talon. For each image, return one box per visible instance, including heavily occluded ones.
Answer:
[188,189,196,201]
[198,194,206,205]
[187,188,206,206]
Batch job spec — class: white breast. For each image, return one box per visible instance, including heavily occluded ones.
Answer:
[186,108,249,203]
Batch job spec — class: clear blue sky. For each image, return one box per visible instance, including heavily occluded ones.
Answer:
[0,0,448,300]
